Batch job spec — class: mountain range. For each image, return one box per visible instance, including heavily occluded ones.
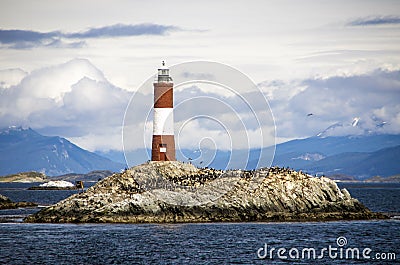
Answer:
[101,133,400,179]
[0,127,125,176]
[0,126,399,179]
[270,135,400,179]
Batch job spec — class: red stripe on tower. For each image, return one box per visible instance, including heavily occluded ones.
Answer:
[151,61,176,161]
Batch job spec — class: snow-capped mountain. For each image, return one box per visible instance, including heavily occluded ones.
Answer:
[316,116,390,138]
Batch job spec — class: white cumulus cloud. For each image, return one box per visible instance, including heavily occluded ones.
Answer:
[1,59,399,154]
[0,59,131,151]
[260,68,400,139]
[0,68,27,89]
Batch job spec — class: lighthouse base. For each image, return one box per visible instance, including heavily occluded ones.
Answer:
[151,135,176,161]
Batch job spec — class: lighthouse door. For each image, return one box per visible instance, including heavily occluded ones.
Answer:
[160,152,165,161]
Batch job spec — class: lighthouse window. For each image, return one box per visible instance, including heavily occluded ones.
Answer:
[159,143,167,153]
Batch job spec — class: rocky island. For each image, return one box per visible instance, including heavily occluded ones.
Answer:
[25,161,386,223]
[0,171,47,183]
[0,194,37,210]
[28,180,78,190]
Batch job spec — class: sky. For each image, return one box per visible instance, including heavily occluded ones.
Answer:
[0,0,399,154]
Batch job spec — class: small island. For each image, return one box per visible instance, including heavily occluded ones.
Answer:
[0,172,47,183]
[0,194,37,210]
[28,180,79,190]
[24,161,386,223]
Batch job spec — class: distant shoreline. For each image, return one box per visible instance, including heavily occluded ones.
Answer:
[27,186,80,191]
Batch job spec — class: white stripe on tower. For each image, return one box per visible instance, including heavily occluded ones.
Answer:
[153,108,174,135]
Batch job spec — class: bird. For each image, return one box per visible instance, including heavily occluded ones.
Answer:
[307,113,314,117]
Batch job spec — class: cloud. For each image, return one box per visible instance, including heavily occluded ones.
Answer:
[0,23,181,49]
[44,39,86,49]
[1,59,398,152]
[347,15,400,26]
[122,79,275,152]
[261,68,400,139]
[140,68,400,149]
[180,72,216,81]
[0,68,27,89]
[16,58,106,101]
[0,29,59,44]
[66,23,179,38]
[0,59,132,151]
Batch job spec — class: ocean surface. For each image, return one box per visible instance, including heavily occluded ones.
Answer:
[0,182,399,264]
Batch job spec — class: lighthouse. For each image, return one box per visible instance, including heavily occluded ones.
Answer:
[151,61,176,161]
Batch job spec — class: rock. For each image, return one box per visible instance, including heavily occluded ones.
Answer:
[24,161,387,223]
[0,194,11,203]
[40,180,75,188]
[0,194,37,210]
[28,180,77,190]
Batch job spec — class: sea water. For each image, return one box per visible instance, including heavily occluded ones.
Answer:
[0,183,399,264]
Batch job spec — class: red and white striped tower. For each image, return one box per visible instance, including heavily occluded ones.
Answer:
[151,61,176,161]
